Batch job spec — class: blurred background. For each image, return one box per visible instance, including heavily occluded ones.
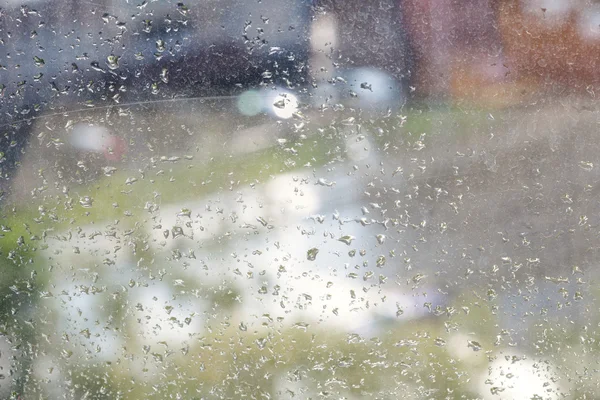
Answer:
[1,0,600,398]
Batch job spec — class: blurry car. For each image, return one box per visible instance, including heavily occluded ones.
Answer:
[0,0,314,198]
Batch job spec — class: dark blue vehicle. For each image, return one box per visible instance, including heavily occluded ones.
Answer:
[0,0,314,198]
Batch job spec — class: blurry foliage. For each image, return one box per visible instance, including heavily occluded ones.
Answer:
[2,105,600,398]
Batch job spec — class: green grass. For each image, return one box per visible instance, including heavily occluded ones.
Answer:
[0,130,338,251]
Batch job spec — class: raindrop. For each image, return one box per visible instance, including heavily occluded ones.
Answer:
[272,98,285,109]
[142,20,152,33]
[106,55,119,70]
[468,340,482,351]
[307,248,319,261]
[358,218,371,226]
[171,226,184,238]
[61,349,73,359]
[177,209,191,218]
[79,196,93,208]
[579,161,594,171]
[311,214,326,224]
[160,67,169,83]
[360,82,372,91]
[293,322,309,331]
[256,216,268,227]
[90,61,105,72]
[316,178,335,187]
[177,2,189,16]
[338,235,355,245]
[33,56,45,67]
[103,166,117,176]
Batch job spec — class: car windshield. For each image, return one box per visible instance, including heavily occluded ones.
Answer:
[1,0,599,398]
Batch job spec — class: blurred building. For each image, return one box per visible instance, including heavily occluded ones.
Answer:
[401,0,600,106]
[497,0,600,96]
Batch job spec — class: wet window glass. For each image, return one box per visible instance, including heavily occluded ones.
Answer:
[0,0,598,398]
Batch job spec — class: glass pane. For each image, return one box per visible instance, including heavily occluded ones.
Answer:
[0,0,598,398]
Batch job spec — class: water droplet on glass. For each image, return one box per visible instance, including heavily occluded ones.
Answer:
[142,19,152,33]
[256,216,268,227]
[171,226,184,238]
[102,166,117,176]
[79,196,93,208]
[177,2,189,16]
[307,248,319,261]
[311,214,326,224]
[412,273,426,284]
[468,340,482,351]
[272,98,285,109]
[579,161,594,171]
[293,322,309,331]
[177,208,191,218]
[106,55,119,70]
[160,67,169,83]
[61,349,73,359]
[33,56,45,67]
[338,235,355,245]
[256,338,267,350]
[316,178,335,187]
